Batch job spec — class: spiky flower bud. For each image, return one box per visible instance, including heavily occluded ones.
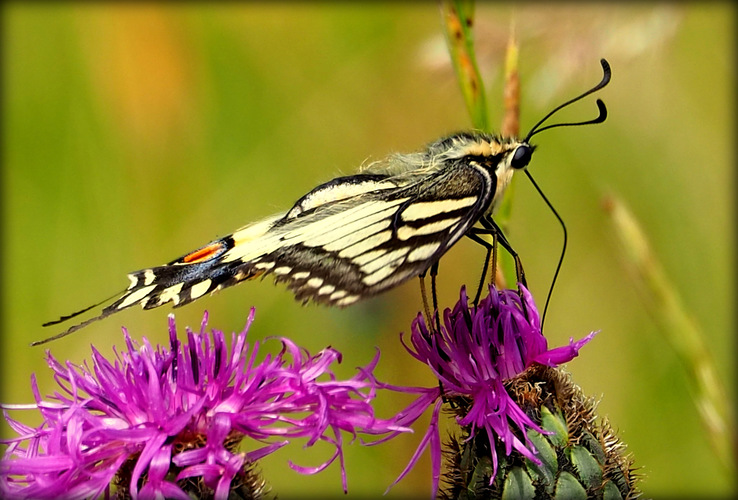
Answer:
[441,365,640,500]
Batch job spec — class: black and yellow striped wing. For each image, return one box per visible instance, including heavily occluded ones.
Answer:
[39,131,531,343]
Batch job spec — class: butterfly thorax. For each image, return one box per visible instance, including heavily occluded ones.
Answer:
[419,132,532,216]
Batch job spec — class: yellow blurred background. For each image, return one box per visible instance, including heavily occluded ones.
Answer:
[2,3,734,498]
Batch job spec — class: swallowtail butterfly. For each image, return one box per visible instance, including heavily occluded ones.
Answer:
[37,59,611,345]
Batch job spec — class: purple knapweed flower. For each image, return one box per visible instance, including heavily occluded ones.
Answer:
[0,309,404,500]
[378,285,596,497]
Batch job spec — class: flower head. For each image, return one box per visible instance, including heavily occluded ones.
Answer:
[382,285,596,496]
[1,310,401,499]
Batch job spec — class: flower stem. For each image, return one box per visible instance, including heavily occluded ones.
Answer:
[495,29,521,287]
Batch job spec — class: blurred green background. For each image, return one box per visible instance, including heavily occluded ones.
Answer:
[2,3,734,498]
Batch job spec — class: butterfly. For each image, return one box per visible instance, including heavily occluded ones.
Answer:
[37,59,611,345]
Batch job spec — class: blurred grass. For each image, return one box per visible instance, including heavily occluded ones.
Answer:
[605,194,734,471]
[2,3,734,498]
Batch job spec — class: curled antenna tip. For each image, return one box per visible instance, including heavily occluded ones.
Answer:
[524,59,612,141]
[599,59,612,86]
[594,99,608,123]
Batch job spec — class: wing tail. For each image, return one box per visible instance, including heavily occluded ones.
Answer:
[35,256,264,346]
[34,288,129,345]
[41,289,126,328]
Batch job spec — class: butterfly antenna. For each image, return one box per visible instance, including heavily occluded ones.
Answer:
[524,170,566,330]
[520,58,611,329]
[524,59,611,142]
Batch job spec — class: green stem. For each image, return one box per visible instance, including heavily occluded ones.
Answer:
[604,194,735,473]
[440,0,489,132]
[495,33,520,286]
[441,1,521,287]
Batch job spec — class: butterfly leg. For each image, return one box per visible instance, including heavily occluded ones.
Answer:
[418,271,434,335]
[468,218,531,321]
[418,261,441,335]
[420,262,451,402]
[480,216,527,288]
[466,229,496,306]
[429,261,441,334]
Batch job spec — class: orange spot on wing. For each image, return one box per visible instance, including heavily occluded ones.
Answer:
[182,242,225,264]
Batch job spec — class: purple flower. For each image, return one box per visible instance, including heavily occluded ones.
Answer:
[1,309,404,499]
[378,285,596,497]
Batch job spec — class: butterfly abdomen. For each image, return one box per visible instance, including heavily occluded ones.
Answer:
[265,248,364,306]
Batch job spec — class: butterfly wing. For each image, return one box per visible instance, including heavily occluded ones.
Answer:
[258,162,495,305]
[121,161,494,308]
[39,160,495,343]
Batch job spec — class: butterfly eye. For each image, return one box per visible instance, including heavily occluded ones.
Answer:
[510,144,532,169]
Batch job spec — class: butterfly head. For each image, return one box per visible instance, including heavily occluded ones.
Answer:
[433,132,534,168]
[454,134,538,175]
[431,132,537,186]
[486,138,536,211]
